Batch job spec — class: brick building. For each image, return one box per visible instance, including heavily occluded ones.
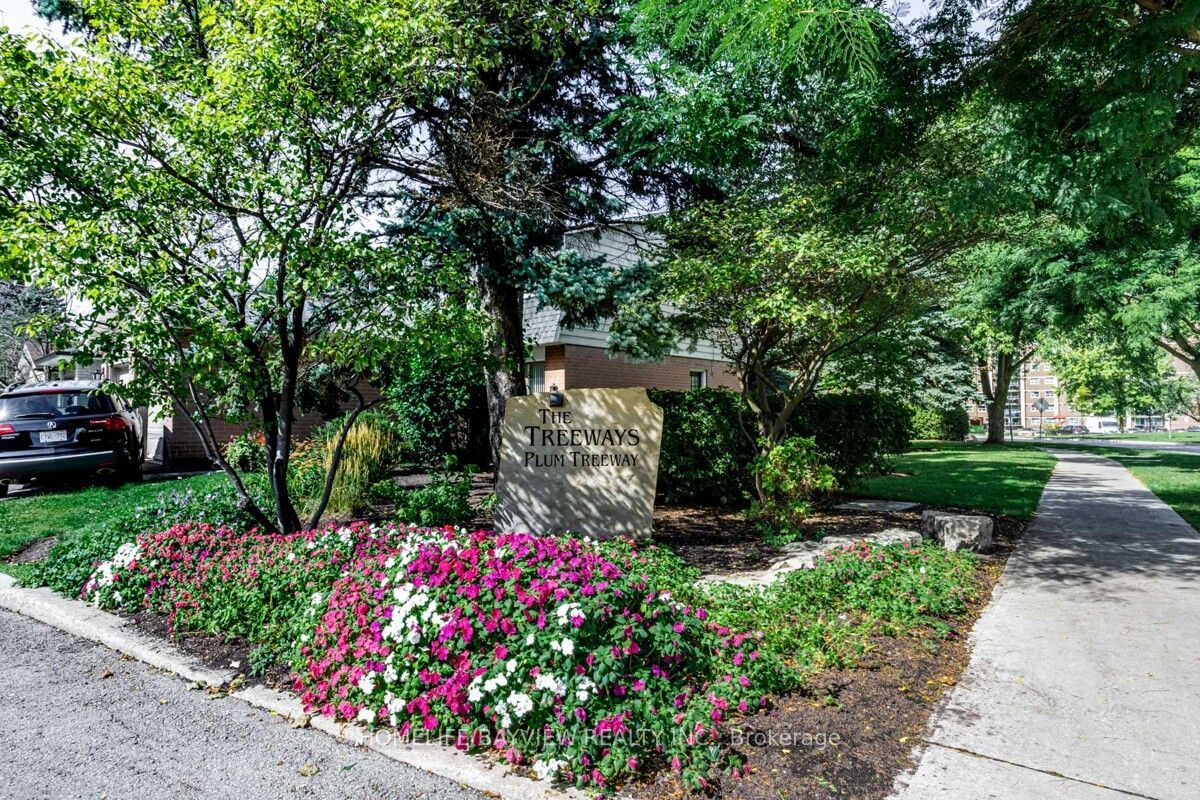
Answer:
[969,355,1200,432]
[524,224,737,394]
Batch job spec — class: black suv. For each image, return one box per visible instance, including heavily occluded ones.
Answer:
[0,381,141,495]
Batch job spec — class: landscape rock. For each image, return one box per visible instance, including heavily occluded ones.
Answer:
[868,528,923,548]
[704,527,925,586]
[833,499,920,513]
[921,510,993,553]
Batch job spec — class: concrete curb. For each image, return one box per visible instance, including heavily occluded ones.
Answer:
[0,573,581,800]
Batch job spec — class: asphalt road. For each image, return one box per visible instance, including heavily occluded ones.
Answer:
[0,610,483,800]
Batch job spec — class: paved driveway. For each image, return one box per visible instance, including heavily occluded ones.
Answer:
[893,451,1200,800]
[0,610,483,800]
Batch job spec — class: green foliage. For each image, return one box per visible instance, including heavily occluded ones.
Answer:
[650,389,910,507]
[0,0,545,530]
[823,311,979,411]
[979,0,1200,229]
[910,405,970,441]
[630,0,883,81]
[790,392,913,487]
[25,475,263,597]
[616,538,979,690]
[648,388,755,506]
[286,412,405,519]
[1046,329,1189,421]
[222,432,267,475]
[392,457,476,528]
[750,436,835,539]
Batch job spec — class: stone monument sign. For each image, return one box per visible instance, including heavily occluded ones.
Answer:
[494,387,664,538]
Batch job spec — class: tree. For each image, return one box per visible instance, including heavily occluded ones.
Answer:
[645,193,941,498]
[0,0,498,532]
[1046,329,1189,430]
[0,281,61,382]
[981,0,1200,229]
[384,0,882,464]
[952,231,1066,443]
[821,310,980,411]
[614,1,997,489]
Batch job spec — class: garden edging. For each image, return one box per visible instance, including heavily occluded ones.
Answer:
[0,573,581,800]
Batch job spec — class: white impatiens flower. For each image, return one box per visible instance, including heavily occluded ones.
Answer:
[559,638,574,656]
[533,758,567,782]
[576,676,595,703]
[88,541,143,594]
[357,673,376,695]
[506,659,517,673]
[468,685,484,703]
[356,707,375,724]
[554,601,584,628]
[534,673,566,696]
[507,692,534,718]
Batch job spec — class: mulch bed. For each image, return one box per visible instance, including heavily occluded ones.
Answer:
[633,504,1024,800]
[5,535,58,564]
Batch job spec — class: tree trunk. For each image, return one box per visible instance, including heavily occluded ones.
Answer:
[480,274,527,468]
[985,352,1014,444]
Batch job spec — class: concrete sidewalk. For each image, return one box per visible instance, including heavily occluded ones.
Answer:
[892,450,1200,800]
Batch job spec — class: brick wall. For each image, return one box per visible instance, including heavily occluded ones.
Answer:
[559,344,739,391]
[545,344,567,392]
[159,383,382,467]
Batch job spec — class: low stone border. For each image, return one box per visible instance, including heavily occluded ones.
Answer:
[0,573,580,800]
[702,528,923,587]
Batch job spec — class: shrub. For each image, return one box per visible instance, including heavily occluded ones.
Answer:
[647,389,757,507]
[84,522,772,792]
[290,411,405,518]
[650,389,911,505]
[910,404,970,441]
[790,392,912,488]
[223,431,268,473]
[27,475,263,597]
[750,437,836,540]
[391,457,475,527]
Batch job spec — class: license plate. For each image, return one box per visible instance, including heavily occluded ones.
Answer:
[39,430,68,443]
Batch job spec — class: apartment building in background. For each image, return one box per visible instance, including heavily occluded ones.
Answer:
[969,355,1200,431]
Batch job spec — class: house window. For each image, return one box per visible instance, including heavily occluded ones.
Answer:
[1029,377,1040,385]
[688,370,707,390]
[527,362,545,394]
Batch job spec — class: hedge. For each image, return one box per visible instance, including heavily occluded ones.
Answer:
[909,404,970,441]
[649,389,913,506]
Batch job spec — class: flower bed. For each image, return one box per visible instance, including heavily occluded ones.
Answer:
[84,522,773,792]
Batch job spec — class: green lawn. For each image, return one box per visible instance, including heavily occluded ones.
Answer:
[0,473,225,572]
[854,441,1057,520]
[1077,432,1200,443]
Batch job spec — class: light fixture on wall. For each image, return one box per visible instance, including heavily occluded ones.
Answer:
[548,384,564,407]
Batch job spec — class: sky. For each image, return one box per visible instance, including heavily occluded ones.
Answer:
[0,0,57,37]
